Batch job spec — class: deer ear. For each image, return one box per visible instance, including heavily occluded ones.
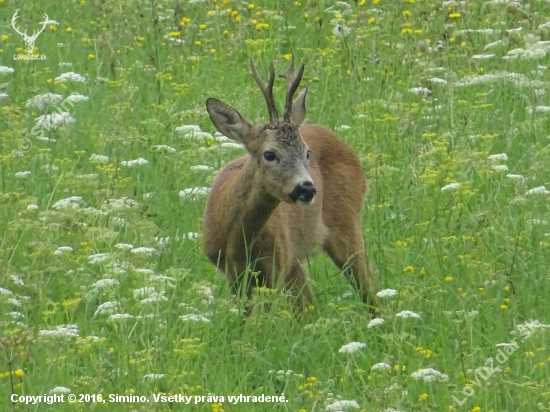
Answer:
[206,98,253,143]
[290,87,307,125]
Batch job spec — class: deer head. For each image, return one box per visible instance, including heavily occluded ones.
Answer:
[206,57,315,204]
[11,10,49,54]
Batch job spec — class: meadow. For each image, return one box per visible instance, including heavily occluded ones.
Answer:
[1,0,550,410]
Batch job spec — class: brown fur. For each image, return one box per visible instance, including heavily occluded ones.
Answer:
[202,123,379,309]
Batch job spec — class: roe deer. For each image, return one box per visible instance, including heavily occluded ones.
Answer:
[203,57,379,312]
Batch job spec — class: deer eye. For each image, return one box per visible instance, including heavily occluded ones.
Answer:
[306,150,311,160]
[263,151,277,162]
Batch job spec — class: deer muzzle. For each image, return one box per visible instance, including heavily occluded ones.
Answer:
[289,181,316,204]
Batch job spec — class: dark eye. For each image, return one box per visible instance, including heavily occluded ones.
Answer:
[263,151,277,162]
[307,150,311,159]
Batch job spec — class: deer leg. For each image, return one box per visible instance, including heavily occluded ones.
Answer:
[282,263,313,311]
[324,225,380,309]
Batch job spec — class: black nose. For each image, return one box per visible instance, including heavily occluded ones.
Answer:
[289,182,316,203]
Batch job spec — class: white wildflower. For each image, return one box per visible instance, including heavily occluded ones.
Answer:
[149,274,177,285]
[115,243,134,250]
[0,66,15,74]
[15,171,31,178]
[143,374,165,380]
[335,125,351,131]
[180,314,211,323]
[376,289,397,298]
[0,287,14,296]
[52,196,83,210]
[11,275,24,286]
[487,153,508,161]
[175,124,201,133]
[338,342,366,354]
[371,362,391,371]
[42,164,59,173]
[102,197,139,211]
[65,92,89,103]
[54,246,73,255]
[109,313,135,320]
[332,24,352,37]
[134,287,156,299]
[140,292,167,304]
[471,54,495,60]
[198,285,214,305]
[506,174,525,180]
[89,154,110,164]
[492,165,509,171]
[153,145,176,152]
[484,40,502,50]
[134,268,155,275]
[35,112,75,129]
[515,320,550,337]
[131,247,157,255]
[94,301,121,316]
[88,253,110,264]
[121,158,148,166]
[55,72,87,83]
[428,77,447,84]
[326,400,360,411]
[441,182,460,192]
[367,318,385,328]
[26,93,63,109]
[220,142,244,149]
[411,367,449,382]
[409,87,432,96]
[90,279,120,290]
[180,187,211,198]
[526,186,550,195]
[395,310,421,319]
[38,324,79,338]
[190,165,213,171]
[50,387,71,394]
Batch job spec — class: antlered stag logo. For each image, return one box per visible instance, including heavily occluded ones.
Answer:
[11,10,49,54]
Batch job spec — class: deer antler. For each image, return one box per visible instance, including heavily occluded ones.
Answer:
[250,59,279,127]
[30,13,49,40]
[279,56,305,123]
[11,10,27,37]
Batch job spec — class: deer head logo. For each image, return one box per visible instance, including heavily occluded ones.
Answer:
[11,10,49,54]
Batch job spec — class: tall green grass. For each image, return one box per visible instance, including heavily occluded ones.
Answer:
[1,0,550,410]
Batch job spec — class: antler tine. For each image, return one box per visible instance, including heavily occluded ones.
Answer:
[278,55,295,90]
[11,10,27,36]
[39,13,49,32]
[281,59,305,122]
[250,59,279,127]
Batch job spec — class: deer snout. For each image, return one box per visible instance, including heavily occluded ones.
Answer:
[289,181,316,203]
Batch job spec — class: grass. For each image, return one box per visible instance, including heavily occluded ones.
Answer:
[1,0,550,411]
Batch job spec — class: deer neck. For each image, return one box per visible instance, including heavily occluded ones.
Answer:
[227,160,280,250]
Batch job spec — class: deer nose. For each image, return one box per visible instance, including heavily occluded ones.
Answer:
[289,181,316,203]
